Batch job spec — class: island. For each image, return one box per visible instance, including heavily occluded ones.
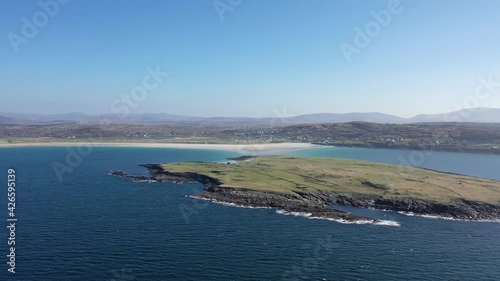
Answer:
[111,156,500,223]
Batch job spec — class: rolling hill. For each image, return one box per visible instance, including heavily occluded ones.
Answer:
[1,107,499,125]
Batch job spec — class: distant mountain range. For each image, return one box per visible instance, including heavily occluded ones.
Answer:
[0,115,15,124]
[1,107,499,125]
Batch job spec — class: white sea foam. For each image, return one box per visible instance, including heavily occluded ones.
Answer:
[476,218,500,223]
[136,179,157,183]
[189,196,400,226]
[398,211,460,221]
[276,209,313,217]
[397,211,500,223]
[373,220,401,227]
[276,210,401,227]
[190,195,499,225]
[188,195,272,209]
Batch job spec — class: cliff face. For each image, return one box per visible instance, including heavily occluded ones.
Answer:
[195,187,372,221]
[111,164,500,222]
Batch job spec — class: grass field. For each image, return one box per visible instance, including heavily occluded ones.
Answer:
[161,156,500,205]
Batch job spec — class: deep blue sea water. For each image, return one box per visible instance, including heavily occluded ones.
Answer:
[1,146,500,281]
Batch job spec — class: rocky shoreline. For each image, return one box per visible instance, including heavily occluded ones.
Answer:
[110,164,500,222]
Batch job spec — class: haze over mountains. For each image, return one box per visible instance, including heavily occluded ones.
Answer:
[1,108,499,125]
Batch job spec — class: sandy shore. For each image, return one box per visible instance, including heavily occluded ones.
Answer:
[0,142,321,153]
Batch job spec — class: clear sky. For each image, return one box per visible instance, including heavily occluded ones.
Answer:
[1,0,500,118]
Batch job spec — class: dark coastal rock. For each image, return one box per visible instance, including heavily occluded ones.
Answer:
[140,164,222,187]
[226,156,257,161]
[196,187,373,222]
[109,170,154,182]
[322,193,500,221]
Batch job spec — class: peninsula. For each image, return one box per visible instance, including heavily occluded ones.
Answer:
[112,156,500,223]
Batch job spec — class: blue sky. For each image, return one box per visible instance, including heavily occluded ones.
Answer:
[1,0,500,117]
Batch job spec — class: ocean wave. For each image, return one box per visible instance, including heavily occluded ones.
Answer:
[373,220,401,227]
[136,179,157,183]
[397,211,500,223]
[276,210,401,227]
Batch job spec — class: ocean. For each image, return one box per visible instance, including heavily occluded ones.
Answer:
[1,146,499,281]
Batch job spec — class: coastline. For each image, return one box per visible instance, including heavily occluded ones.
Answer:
[117,157,500,222]
[0,142,320,152]
[111,166,381,224]
[1,139,499,155]
[110,163,500,224]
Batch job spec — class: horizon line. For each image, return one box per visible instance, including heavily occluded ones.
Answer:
[0,107,498,120]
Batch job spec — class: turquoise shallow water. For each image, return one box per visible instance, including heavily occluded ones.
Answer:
[0,146,499,280]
